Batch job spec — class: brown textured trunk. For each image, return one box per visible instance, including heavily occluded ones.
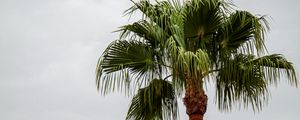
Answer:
[183,77,208,120]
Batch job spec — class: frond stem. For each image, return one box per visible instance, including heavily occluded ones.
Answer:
[154,62,174,69]
[163,74,173,80]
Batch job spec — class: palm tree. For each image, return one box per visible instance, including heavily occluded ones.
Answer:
[96,0,298,120]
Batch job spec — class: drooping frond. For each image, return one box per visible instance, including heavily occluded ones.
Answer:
[168,11,185,48]
[218,11,269,55]
[215,53,298,111]
[170,47,211,95]
[164,36,186,95]
[96,40,157,95]
[177,48,210,77]
[247,54,298,86]
[126,79,178,120]
[216,54,268,111]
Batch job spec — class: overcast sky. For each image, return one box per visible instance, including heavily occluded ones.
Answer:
[0,0,299,120]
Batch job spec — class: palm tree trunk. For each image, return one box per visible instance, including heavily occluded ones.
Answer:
[183,77,208,120]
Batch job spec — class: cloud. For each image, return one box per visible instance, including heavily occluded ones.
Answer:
[0,0,299,120]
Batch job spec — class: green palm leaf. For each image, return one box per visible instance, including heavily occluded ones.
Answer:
[125,0,175,32]
[96,40,157,95]
[183,0,224,39]
[218,11,269,54]
[216,54,268,111]
[126,79,178,120]
[216,54,298,111]
[247,54,298,86]
[119,20,167,48]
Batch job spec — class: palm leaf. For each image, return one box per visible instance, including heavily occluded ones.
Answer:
[183,0,224,39]
[126,79,178,120]
[125,0,176,32]
[119,20,167,48]
[96,40,157,95]
[218,11,269,54]
[215,53,298,111]
[216,54,268,111]
[247,54,298,86]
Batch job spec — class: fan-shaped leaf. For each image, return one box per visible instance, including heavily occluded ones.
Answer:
[126,79,178,120]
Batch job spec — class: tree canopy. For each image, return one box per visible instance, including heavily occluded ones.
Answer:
[96,0,298,119]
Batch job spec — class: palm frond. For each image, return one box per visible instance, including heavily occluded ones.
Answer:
[168,8,185,49]
[96,40,157,95]
[247,54,298,86]
[178,48,210,77]
[126,79,178,120]
[171,48,211,95]
[216,54,268,111]
[215,53,298,111]
[119,20,167,48]
[218,11,269,55]
[183,0,225,39]
[125,0,177,31]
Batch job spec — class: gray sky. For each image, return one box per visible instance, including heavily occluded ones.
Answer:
[0,0,299,120]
